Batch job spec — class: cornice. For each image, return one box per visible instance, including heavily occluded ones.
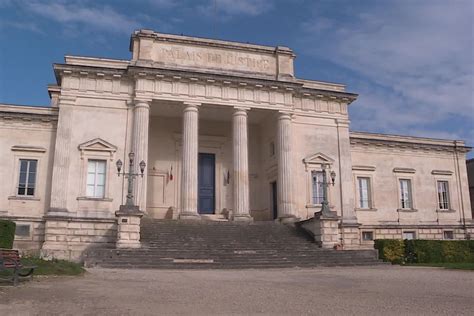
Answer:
[131,29,294,56]
[0,104,58,124]
[350,132,471,154]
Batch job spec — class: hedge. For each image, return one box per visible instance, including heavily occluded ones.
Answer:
[374,239,474,264]
[0,219,16,249]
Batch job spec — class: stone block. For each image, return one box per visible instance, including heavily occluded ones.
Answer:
[68,223,81,229]
[81,223,94,229]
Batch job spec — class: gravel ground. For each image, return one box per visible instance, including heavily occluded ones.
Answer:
[0,266,472,315]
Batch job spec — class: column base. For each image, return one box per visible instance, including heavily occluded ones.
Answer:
[179,212,201,220]
[278,215,298,224]
[233,214,253,222]
[116,240,141,249]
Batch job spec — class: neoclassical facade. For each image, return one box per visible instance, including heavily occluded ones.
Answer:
[0,30,472,260]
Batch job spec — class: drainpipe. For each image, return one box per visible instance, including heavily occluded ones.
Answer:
[454,141,467,238]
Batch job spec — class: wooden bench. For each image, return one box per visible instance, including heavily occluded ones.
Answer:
[0,249,37,286]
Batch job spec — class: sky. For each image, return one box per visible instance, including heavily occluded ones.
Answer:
[0,0,473,156]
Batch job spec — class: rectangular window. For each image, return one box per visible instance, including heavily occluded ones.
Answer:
[311,171,324,204]
[362,231,374,241]
[86,160,106,198]
[17,159,37,196]
[399,179,413,209]
[437,181,450,210]
[443,231,454,240]
[403,231,416,240]
[357,177,371,209]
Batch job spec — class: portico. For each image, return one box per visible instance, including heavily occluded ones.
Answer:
[140,98,296,222]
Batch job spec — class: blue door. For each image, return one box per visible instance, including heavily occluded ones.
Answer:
[198,153,215,214]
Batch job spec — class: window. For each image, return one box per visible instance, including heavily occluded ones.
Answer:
[443,231,454,240]
[399,179,413,209]
[357,177,371,208]
[311,171,324,204]
[15,224,31,237]
[437,181,450,210]
[403,231,416,240]
[86,160,106,198]
[17,159,37,196]
[362,231,374,241]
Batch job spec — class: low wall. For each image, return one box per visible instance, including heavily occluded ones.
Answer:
[41,216,117,262]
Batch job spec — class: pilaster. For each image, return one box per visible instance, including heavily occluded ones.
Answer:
[232,107,252,221]
[49,95,76,214]
[179,102,200,219]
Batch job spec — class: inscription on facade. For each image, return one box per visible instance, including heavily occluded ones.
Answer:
[150,42,276,75]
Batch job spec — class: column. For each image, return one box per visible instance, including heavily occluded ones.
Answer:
[233,108,252,221]
[179,102,200,219]
[49,95,75,214]
[131,99,150,211]
[277,112,296,222]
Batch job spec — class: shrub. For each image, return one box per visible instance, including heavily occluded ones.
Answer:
[0,220,16,249]
[375,239,474,264]
[374,239,405,264]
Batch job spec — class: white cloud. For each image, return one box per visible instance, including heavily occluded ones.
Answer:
[24,0,141,34]
[198,0,273,18]
[300,0,474,142]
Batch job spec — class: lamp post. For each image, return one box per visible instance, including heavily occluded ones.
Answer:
[319,163,336,217]
[116,152,146,212]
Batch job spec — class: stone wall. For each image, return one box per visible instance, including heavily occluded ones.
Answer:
[41,216,117,262]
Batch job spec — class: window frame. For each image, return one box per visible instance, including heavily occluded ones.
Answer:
[443,230,454,240]
[17,159,38,197]
[10,149,45,200]
[402,230,416,240]
[311,170,325,205]
[86,159,107,198]
[357,176,372,209]
[352,170,376,212]
[361,231,374,242]
[436,180,450,211]
[77,139,117,202]
[397,177,416,211]
[302,153,335,214]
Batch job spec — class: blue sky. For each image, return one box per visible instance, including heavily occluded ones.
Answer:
[0,0,473,156]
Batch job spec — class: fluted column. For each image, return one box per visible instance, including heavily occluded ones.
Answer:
[49,96,75,214]
[277,112,296,222]
[180,102,200,219]
[233,107,252,221]
[131,99,150,211]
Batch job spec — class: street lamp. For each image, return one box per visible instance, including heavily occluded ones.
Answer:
[319,163,336,217]
[116,152,146,210]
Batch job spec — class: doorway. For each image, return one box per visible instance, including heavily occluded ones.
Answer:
[198,153,215,214]
[270,181,278,220]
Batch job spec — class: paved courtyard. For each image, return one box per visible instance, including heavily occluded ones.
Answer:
[0,266,472,315]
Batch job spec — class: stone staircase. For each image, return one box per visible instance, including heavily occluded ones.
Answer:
[84,218,383,269]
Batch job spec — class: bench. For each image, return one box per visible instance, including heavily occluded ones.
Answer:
[0,249,37,286]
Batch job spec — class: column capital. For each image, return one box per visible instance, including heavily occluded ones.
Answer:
[277,111,294,120]
[134,98,151,109]
[233,107,250,116]
[183,101,201,107]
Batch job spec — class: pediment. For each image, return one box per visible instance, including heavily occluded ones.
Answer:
[78,138,117,152]
[303,152,334,166]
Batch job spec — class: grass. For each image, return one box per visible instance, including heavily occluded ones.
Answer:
[405,262,474,270]
[21,257,85,275]
[1,257,85,279]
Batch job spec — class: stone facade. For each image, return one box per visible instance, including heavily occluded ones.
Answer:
[0,30,472,261]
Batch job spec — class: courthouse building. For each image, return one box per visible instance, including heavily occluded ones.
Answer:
[0,30,472,260]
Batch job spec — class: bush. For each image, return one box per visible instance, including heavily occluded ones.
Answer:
[374,239,405,264]
[374,239,474,264]
[0,220,16,249]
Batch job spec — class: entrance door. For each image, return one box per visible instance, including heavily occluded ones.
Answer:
[271,181,278,219]
[198,153,215,214]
